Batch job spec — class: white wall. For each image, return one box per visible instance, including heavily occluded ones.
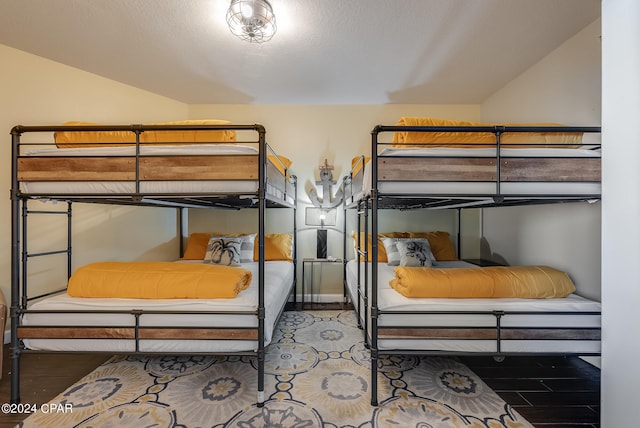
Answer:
[481,19,601,125]
[481,203,601,300]
[479,20,602,300]
[601,1,640,426]
[0,44,188,336]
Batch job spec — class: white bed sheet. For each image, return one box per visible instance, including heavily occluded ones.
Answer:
[23,144,257,157]
[349,147,601,204]
[22,261,294,353]
[346,259,601,353]
[19,144,293,204]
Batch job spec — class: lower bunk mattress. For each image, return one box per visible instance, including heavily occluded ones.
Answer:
[346,260,601,354]
[21,261,294,354]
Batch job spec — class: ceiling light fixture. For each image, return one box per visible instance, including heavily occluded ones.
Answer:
[226,0,277,43]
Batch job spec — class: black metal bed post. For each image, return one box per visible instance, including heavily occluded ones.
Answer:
[256,124,267,407]
[292,174,298,303]
[133,127,142,196]
[354,200,361,324]
[495,126,503,201]
[20,202,28,309]
[178,208,184,258]
[362,199,369,338]
[342,177,347,304]
[370,126,380,407]
[456,208,461,259]
[67,202,73,281]
[10,127,22,403]
[355,199,364,331]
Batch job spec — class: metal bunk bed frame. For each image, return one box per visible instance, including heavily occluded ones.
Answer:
[10,123,297,407]
[343,124,602,406]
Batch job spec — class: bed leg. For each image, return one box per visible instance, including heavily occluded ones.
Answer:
[257,349,265,407]
[371,349,378,406]
[10,344,21,403]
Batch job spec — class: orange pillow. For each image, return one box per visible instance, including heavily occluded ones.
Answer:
[268,155,292,177]
[254,234,293,261]
[182,232,214,260]
[407,231,458,261]
[351,156,370,176]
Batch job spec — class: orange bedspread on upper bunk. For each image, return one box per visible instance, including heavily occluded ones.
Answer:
[54,120,237,147]
[50,120,293,177]
[392,117,583,148]
[67,262,252,299]
[390,265,576,298]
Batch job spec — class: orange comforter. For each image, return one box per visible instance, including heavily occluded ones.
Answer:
[68,262,252,299]
[392,117,582,148]
[390,265,576,299]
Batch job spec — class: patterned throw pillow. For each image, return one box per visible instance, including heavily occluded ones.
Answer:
[396,239,434,267]
[205,237,242,266]
[381,237,435,266]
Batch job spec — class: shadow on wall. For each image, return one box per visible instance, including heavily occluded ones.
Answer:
[134,239,180,261]
[479,237,510,266]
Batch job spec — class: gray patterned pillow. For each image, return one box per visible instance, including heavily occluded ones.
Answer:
[238,233,256,263]
[381,237,403,266]
[396,239,434,267]
[205,236,242,266]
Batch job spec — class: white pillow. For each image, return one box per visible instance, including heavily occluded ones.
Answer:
[238,233,256,263]
[397,239,434,267]
[205,236,242,266]
[381,237,402,266]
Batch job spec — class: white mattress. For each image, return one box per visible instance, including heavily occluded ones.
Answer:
[22,261,294,353]
[349,147,601,204]
[19,144,293,204]
[346,259,601,354]
[22,144,257,157]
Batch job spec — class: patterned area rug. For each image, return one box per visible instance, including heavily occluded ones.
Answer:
[20,310,532,427]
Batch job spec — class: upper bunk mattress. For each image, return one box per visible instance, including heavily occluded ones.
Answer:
[351,147,601,203]
[18,144,293,203]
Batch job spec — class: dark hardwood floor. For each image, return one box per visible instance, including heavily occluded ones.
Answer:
[0,308,601,427]
[460,355,600,427]
[0,346,110,427]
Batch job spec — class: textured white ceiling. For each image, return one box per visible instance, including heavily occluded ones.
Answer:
[0,0,600,104]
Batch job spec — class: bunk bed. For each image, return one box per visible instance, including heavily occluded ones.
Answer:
[342,118,602,406]
[10,121,297,407]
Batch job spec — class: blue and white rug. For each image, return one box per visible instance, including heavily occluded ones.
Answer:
[20,310,532,427]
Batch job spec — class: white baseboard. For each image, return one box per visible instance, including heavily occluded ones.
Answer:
[291,293,345,304]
